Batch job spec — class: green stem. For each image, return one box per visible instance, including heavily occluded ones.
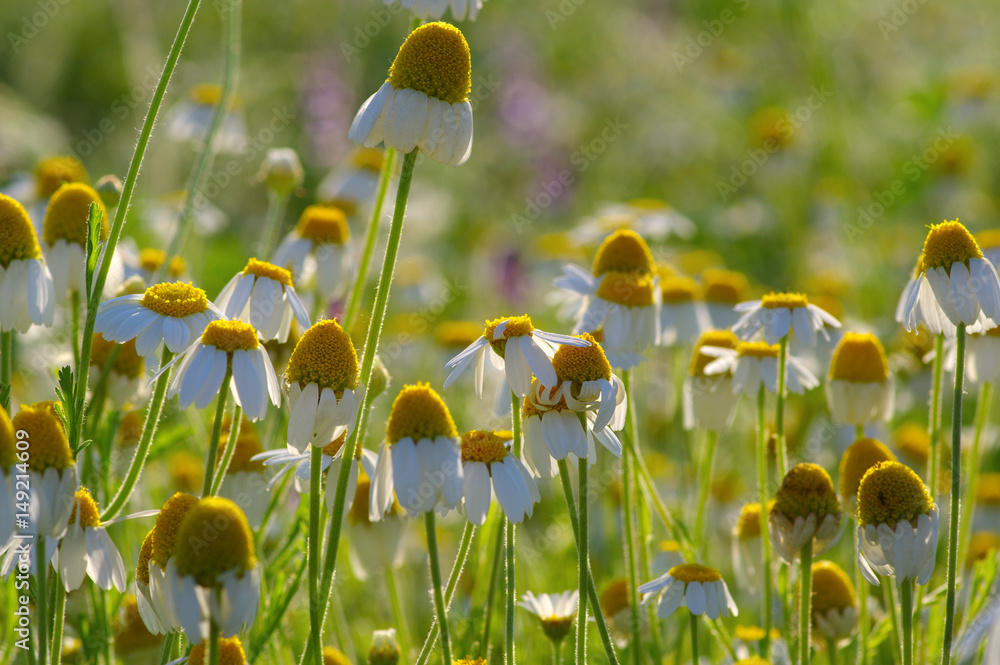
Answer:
[577,459,589,665]
[959,381,990,572]
[855,527,869,665]
[414,522,475,665]
[49,572,65,664]
[100,347,174,520]
[260,190,291,261]
[84,345,120,427]
[36,535,48,665]
[386,567,411,662]
[308,445,324,665]
[883,583,902,664]
[694,429,718,548]
[756,385,774,657]
[208,622,221,665]
[70,0,204,452]
[901,581,913,665]
[620,384,641,663]
[855,424,864,440]
[209,404,242,496]
[479,521,505,659]
[776,336,789,477]
[800,543,813,665]
[158,633,177,665]
[201,364,233,497]
[929,334,945,494]
[342,148,396,331]
[827,638,838,665]
[689,612,699,665]
[70,290,81,375]
[425,512,453,664]
[0,331,11,412]
[507,390,521,665]
[553,640,561,665]
[942,323,966,665]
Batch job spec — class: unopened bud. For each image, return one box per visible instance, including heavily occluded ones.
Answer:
[258,148,303,195]
[367,628,400,665]
[95,174,123,209]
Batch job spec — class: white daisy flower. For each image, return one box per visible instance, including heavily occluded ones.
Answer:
[271,205,352,300]
[88,334,147,406]
[369,383,463,518]
[40,182,111,299]
[701,268,751,330]
[165,84,247,153]
[733,291,841,346]
[732,503,766,593]
[520,387,622,477]
[459,429,539,525]
[443,314,588,399]
[137,492,200,635]
[638,563,738,620]
[964,327,1000,384]
[826,332,894,426]
[317,148,390,217]
[0,194,55,332]
[56,488,126,592]
[95,281,223,359]
[258,147,304,196]
[702,340,819,396]
[658,275,710,347]
[856,461,939,587]
[809,561,858,644]
[768,464,844,564]
[518,590,578,644]
[683,330,740,432]
[570,199,695,247]
[160,319,280,421]
[3,156,89,236]
[348,22,474,166]
[900,220,1000,336]
[392,0,486,21]
[837,437,897,518]
[345,472,407,579]
[215,258,310,343]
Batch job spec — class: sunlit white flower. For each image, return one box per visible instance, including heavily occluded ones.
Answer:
[826,332,894,426]
[639,563,738,620]
[0,194,55,332]
[521,389,621,477]
[809,561,858,644]
[318,148,391,217]
[137,493,199,635]
[458,430,539,525]
[733,292,840,345]
[702,340,819,396]
[570,199,695,247]
[519,590,578,644]
[272,205,353,301]
[732,502,767,593]
[215,258,310,343]
[702,268,751,330]
[56,488,126,592]
[658,274,710,346]
[40,182,111,299]
[683,330,740,432]
[392,0,486,21]
[769,463,843,563]
[166,84,247,153]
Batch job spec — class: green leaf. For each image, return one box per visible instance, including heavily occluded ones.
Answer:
[55,365,75,415]
[85,202,103,301]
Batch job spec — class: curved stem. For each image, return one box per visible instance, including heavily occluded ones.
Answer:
[209,405,242,496]
[799,543,813,665]
[259,190,290,261]
[776,336,789,477]
[689,612,699,665]
[71,0,204,452]
[201,365,233,497]
[100,347,174,520]
[478,520,505,659]
[577,459,589,665]
[308,445,324,665]
[694,429,718,548]
[901,581,913,665]
[425,511,453,664]
[415,522,475,665]
[70,290,81,375]
[756,385,774,657]
[941,323,966,665]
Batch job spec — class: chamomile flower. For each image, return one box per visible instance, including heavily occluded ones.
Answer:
[683,330,740,432]
[163,319,280,421]
[166,84,247,153]
[658,274,710,346]
[809,561,857,644]
[140,493,200,634]
[317,148,388,217]
[95,281,223,358]
[181,636,247,665]
[837,437,897,516]
[702,268,751,329]
[370,383,463,517]
[638,563,738,620]
[733,292,841,346]
[271,205,352,300]
[160,497,260,641]
[571,199,696,246]
[120,246,188,285]
[769,463,843,563]
[346,471,406,578]
[88,334,146,405]
[600,577,646,646]
[3,156,89,233]
[547,332,628,433]
[40,182,109,298]
[856,461,938,586]
[215,258,310,343]
[323,647,352,665]
[459,429,539,525]
[0,194,55,332]
[56,488,126,591]
[964,327,1000,384]
[826,332,894,426]
[702,341,819,396]
[900,220,1000,335]
[368,628,401,665]
[258,148,304,196]
[732,502,768,591]
[394,0,485,21]
[349,22,474,166]
[518,590,578,645]
[443,314,588,398]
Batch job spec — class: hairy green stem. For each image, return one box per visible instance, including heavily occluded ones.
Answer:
[201,365,233,497]
[414,521,475,665]
[209,405,242,496]
[689,612,699,665]
[577,459,589,665]
[425,512,453,664]
[386,568,411,662]
[308,445,324,665]
[36,535,48,665]
[620,374,642,663]
[208,621,221,665]
[48,572,65,665]
[70,290,81,375]
[800,543,813,665]
[941,324,966,665]
[479,521,505,659]
[959,381,990,573]
[756,386,774,656]
[901,581,913,665]
[506,390,522,664]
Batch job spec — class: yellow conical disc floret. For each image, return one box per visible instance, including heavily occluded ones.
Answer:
[188,636,246,665]
[660,276,701,304]
[11,402,73,472]
[839,438,897,502]
[669,563,723,584]
[219,417,265,474]
[68,488,101,528]
[703,269,750,305]
[552,333,611,385]
[483,315,534,357]
[761,292,809,310]
[773,463,840,521]
[387,22,471,105]
[136,529,154,585]
[0,194,42,268]
[893,423,931,464]
[810,561,856,615]
[829,332,889,383]
[386,383,457,444]
[737,341,780,359]
[42,183,108,246]
[736,502,764,541]
[173,497,257,586]
[141,282,209,318]
[600,578,631,616]
[152,492,199,569]
[322,646,352,665]
[592,230,654,277]
[90,333,144,379]
[201,320,260,352]
[286,320,359,392]
[857,461,934,528]
[596,271,656,307]
[460,430,510,465]
[35,156,89,198]
[0,405,15,469]
[920,220,982,273]
[690,330,739,377]
[297,205,350,244]
[243,258,292,287]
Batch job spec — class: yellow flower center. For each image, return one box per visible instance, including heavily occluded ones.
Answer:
[857,461,934,528]
[773,463,840,521]
[323,646,352,665]
[659,540,681,553]
[920,220,982,273]
[188,637,246,665]
[219,417,265,474]
[140,282,209,318]
[977,229,1000,251]
[296,205,350,244]
[736,502,764,541]
[0,194,42,267]
[600,578,631,616]
[435,320,483,349]
[761,292,809,310]
[188,83,242,109]
[976,473,1000,505]
[690,330,739,377]
[89,333,144,379]
[703,269,750,304]
[152,492,200,569]
[243,257,292,287]
[829,332,889,383]
[660,276,702,304]
[387,382,458,444]
[35,156,89,198]
[596,271,655,307]
[387,22,471,105]
[139,249,186,277]
[591,230,654,277]
[11,402,74,472]
[42,183,109,247]
[967,531,1000,569]
[136,529,154,585]
[668,563,723,584]
[893,423,931,464]
[351,147,385,173]
[483,315,535,357]
[285,320,359,392]
[347,472,372,525]
[68,488,101,528]
[737,341,780,359]
[552,333,611,385]
[173,497,257,586]
[201,320,260,352]
[321,432,347,457]
[115,595,161,653]
[734,625,766,642]
[0,406,15,470]
[460,430,510,465]
[118,410,144,447]
[839,437,897,502]
[810,561,856,615]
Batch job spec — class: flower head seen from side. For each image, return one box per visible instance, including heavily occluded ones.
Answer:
[443,314,588,398]
[215,418,270,527]
[856,461,938,586]
[733,291,841,346]
[683,330,740,432]
[349,22,474,166]
[41,182,108,298]
[549,332,627,434]
[95,281,223,358]
[702,268,750,329]
[258,148,304,196]
[826,332,894,426]
[0,194,55,332]
[370,383,463,517]
[658,274,710,347]
[0,406,15,546]
[459,429,538,525]
[901,220,1000,335]
[343,470,406,579]
[394,0,486,22]
[638,563,738,620]
[809,560,857,645]
[56,488,126,592]
[89,333,146,405]
[367,628,401,665]
[166,83,247,153]
[271,205,352,299]
[732,501,770,589]
[838,437,897,516]
[137,493,199,635]
[164,319,280,421]
[215,258,310,343]
[769,463,843,563]
[519,590,578,645]
[35,156,90,200]
[571,199,696,247]
[702,340,819,397]
[317,147,387,217]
